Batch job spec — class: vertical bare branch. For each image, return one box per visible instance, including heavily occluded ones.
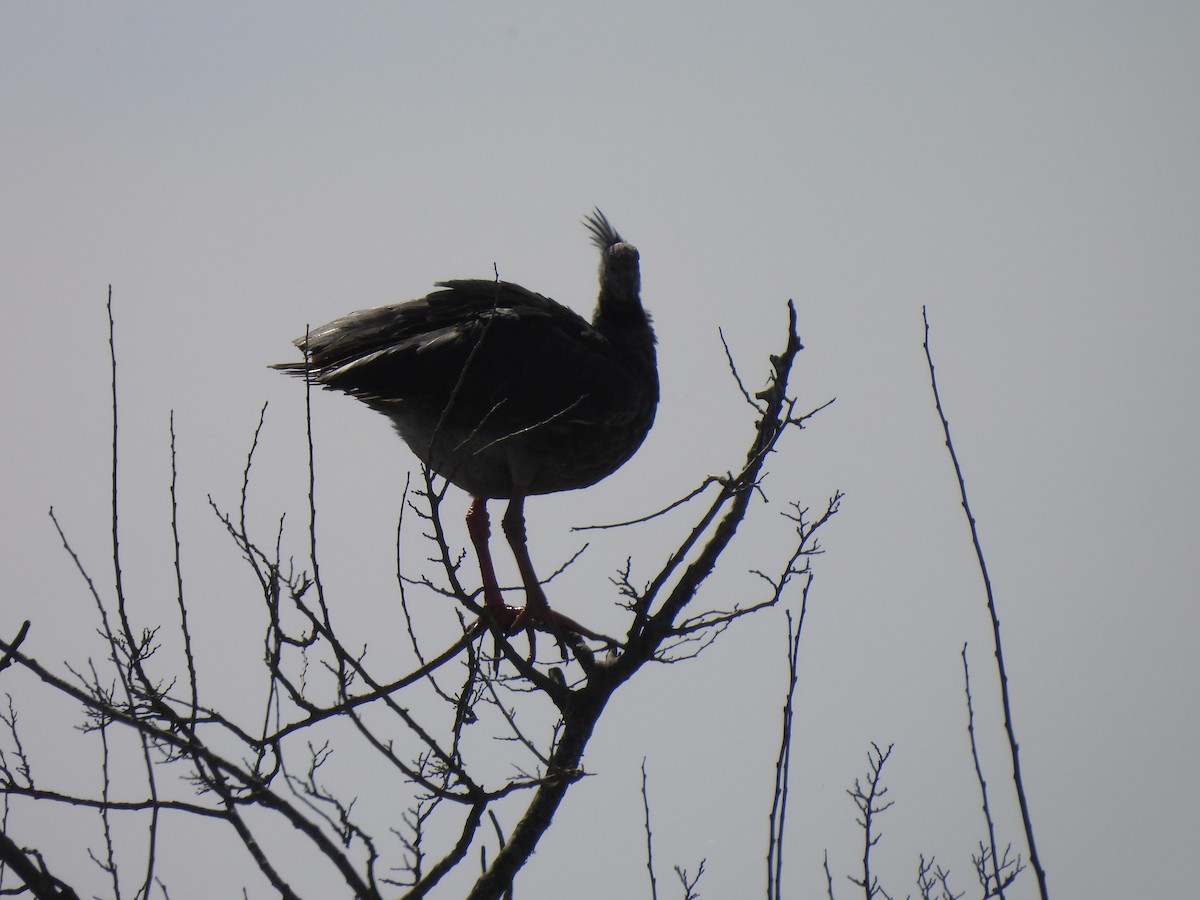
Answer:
[169,412,199,726]
[846,742,895,900]
[105,288,160,900]
[961,644,1010,899]
[764,493,839,899]
[299,329,346,695]
[823,849,837,900]
[641,758,659,900]
[922,307,1048,900]
[766,603,804,899]
[93,713,120,899]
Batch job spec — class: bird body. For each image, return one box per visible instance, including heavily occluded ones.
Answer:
[275,211,655,644]
[287,277,656,499]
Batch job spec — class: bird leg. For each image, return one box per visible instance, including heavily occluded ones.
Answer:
[500,491,610,647]
[466,494,612,665]
[466,496,549,663]
[465,498,523,630]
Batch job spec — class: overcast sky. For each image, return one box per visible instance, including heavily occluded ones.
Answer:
[2,3,1197,898]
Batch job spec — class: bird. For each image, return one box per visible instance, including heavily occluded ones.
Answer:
[274,210,657,650]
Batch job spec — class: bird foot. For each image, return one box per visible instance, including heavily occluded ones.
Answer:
[482,603,618,664]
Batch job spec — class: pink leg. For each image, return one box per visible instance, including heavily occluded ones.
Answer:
[466,498,514,617]
[501,491,608,642]
[500,492,549,616]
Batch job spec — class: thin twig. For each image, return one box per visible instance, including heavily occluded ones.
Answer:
[641,758,659,900]
[0,621,31,674]
[960,644,1005,900]
[823,849,837,900]
[719,326,760,409]
[168,412,199,728]
[846,742,895,900]
[105,288,160,900]
[923,307,1048,900]
[571,477,722,531]
[767,581,813,900]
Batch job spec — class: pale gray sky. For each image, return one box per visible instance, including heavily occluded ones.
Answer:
[2,3,1197,898]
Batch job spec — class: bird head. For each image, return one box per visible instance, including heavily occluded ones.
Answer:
[585,209,643,317]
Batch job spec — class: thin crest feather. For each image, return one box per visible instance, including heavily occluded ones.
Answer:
[584,208,623,250]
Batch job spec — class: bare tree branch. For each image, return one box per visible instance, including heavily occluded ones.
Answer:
[0,828,82,900]
[846,742,895,900]
[641,758,659,900]
[923,307,1048,900]
[2,293,839,899]
[961,644,1024,899]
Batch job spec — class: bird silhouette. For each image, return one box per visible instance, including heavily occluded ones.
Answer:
[274,210,657,651]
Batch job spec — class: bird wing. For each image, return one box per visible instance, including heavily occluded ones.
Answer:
[276,280,645,429]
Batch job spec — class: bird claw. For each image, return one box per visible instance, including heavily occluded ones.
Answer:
[481,604,617,668]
